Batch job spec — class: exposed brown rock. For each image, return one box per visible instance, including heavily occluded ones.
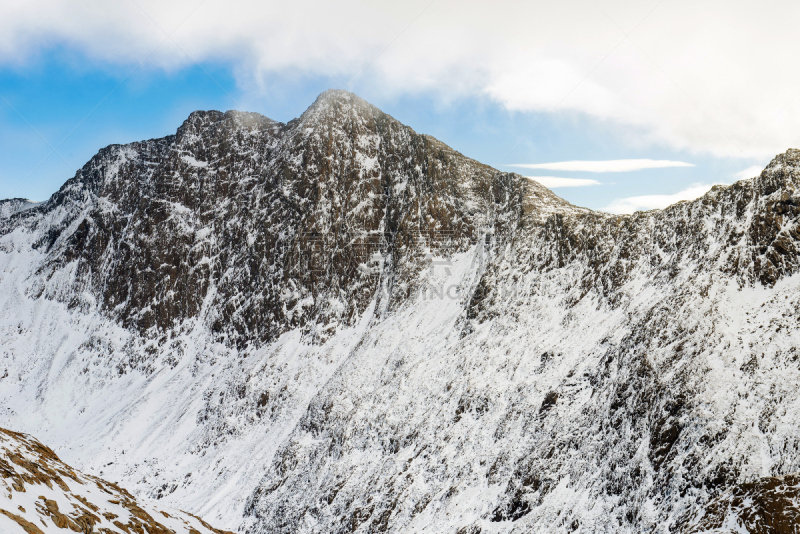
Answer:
[680,473,800,533]
[0,508,46,534]
[0,426,234,534]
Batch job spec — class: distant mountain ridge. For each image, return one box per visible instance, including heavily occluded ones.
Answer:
[0,198,39,219]
[1,90,799,533]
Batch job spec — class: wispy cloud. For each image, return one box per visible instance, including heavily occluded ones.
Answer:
[510,160,695,173]
[732,165,764,181]
[2,3,800,158]
[603,183,723,214]
[525,176,601,188]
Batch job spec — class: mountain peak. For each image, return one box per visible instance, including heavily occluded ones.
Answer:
[750,147,800,197]
[298,88,382,124]
[177,109,278,139]
[314,88,362,104]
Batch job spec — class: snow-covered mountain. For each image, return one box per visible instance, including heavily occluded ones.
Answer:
[1,89,799,533]
[0,426,233,534]
[0,198,39,220]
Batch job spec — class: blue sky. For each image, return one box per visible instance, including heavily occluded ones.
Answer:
[0,1,791,213]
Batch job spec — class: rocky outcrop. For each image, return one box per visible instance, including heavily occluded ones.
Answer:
[0,426,233,534]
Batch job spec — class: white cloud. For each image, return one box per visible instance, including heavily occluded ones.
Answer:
[3,1,800,158]
[603,183,722,214]
[732,165,765,181]
[510,159,694,172]
[525,176,601,188]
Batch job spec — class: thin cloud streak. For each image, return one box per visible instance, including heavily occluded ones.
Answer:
[603,183,723,214]
[510,159,694,173]
[525,176,601,188]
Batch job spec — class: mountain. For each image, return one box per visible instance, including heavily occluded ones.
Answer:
[1,89,799,533]
[0,426,232,534]
[0,198,39,219]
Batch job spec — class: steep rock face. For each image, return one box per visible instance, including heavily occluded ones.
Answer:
[0,426,233,534]
[242,151,800,533]
[1,91,799,533]
[4,90,574,349]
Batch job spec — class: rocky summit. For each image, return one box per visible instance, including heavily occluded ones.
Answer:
[1,89,800,533]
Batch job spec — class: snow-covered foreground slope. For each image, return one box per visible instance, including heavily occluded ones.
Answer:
[1,90,800,533]
[0,426,232,534]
